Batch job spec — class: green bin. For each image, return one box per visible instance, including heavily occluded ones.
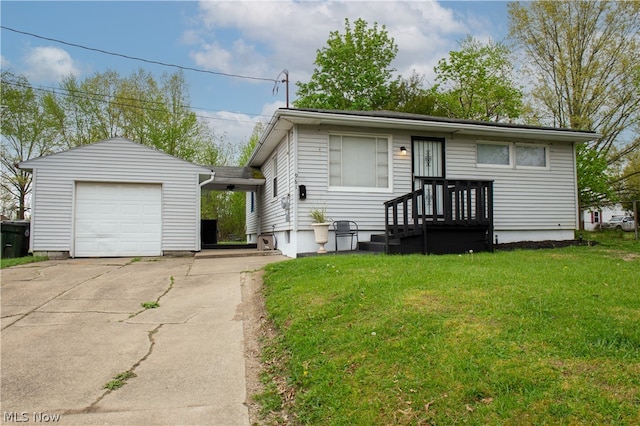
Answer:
[1,221,30,259]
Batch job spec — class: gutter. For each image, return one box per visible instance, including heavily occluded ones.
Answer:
[247,109,288,167]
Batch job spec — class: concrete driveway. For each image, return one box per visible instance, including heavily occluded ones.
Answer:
[1,252,288,425]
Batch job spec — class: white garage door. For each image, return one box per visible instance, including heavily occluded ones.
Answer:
[74,182,162,257]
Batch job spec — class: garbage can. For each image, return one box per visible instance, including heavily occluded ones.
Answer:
[201,219,218,245]
[1,221,30,259]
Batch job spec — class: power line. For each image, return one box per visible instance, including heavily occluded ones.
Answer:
[1,25,279,83]
[4,79,272,119]
[2,79,269,126]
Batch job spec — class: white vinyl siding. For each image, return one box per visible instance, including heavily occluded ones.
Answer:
[450,138,577,230]
[23,138,210,255]
[294,125,407,230]
[260,136,291,233]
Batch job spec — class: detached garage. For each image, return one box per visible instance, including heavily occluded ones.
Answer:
[19,138,213,258]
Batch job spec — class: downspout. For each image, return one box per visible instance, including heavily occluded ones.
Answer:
[198,172,215,251]
[572,142,582,231]
[199,172,216,188]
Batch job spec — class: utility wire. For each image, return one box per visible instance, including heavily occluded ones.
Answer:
[2,79,269,125]
[1,25,278,83]
[4,79,273,118]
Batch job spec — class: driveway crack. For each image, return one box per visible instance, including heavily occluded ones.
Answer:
[126,276,175,320]
[65,323,164,415]
[1,266,131,331]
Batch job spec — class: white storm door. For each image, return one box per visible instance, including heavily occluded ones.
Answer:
[74,182,162,257]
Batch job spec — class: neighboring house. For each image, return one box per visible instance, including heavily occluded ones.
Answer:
[245,108,599,258]
[582,205,630,231]
[19,138,213,258]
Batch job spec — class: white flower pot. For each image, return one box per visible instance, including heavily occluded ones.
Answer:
[311,223,330,254]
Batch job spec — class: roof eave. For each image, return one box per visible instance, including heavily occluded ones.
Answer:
[247,109,601,166]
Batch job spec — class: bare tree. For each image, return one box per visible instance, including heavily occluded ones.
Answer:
[509,1,640,208]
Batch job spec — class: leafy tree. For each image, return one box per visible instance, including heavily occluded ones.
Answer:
[1,71,60,219]
[47,69,216,163]
[3,69,226,219]
[508,0,640,210]
[384,71,437,115]
[294,18,398,110]
[201,123,264,241]
[431,35,523,122]
[48,70,122,147]
[619,145,640,211]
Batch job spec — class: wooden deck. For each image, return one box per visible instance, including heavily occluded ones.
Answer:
[382,178,494,254]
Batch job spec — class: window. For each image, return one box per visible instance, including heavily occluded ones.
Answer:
[592,211,600,224]
[477,141,548,169]
[516,144,547,168]
[477,142,511,166]
[329,134,390,190]
[250,192,255,213]
[272,155,278,198]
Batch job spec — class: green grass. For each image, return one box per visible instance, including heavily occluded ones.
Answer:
[1,254,48,269]
[258,232,640,425]
[103,370,137,390]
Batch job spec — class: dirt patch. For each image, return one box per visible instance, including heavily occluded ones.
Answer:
[241,270,295,426]
[496,239,598,251]
[239,270,269,425]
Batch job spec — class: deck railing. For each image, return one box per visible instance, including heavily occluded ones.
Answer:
[384,178,493,253]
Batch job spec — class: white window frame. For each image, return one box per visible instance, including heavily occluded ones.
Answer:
[328,132,393,193]
[476,141,513,168]
[476,141,550,170]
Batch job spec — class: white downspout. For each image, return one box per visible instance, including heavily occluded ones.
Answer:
[199,172,216,188]
[198,173,215,251]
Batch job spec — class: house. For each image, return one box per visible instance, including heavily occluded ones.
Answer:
[19,138,214,258]
[245,108,599,258]
[582,204,631,231]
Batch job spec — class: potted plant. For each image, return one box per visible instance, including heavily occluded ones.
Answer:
[310,208,330,253]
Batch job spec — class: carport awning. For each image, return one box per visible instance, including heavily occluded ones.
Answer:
[201,166,265,192]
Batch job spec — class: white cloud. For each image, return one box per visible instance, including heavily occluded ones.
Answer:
[188,0,482,86]
[201,110,260,148]
[261,100,286,118]
[23,46,80,83]
[1,55,11,69]
[200,99,285,152]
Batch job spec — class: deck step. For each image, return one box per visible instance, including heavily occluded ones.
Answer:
[358,238,403,254]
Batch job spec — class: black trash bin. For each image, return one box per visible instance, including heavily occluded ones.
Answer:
[201,219,218,246]
[1,221,30,259]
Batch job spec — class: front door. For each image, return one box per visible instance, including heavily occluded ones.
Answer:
[412,138,445,216]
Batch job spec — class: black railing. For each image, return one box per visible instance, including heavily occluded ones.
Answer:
[384,178,493,253]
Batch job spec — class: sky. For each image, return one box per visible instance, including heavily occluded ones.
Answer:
[1,0,511,150]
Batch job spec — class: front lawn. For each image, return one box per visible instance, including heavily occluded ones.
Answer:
[258,233,640,425]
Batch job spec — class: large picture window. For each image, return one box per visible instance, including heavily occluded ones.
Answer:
[329,134,390,189]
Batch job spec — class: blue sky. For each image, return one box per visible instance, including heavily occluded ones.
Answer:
[1,1,510,148]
